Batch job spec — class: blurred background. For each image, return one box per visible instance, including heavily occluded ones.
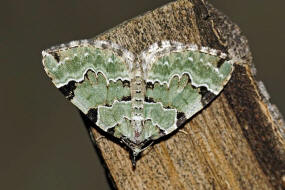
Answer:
[1,0,284,189]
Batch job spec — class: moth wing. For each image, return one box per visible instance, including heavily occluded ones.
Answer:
[42,40,134,133]
[142,41,233,134]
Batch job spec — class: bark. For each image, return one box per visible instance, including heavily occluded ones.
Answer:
[81,0,285,189]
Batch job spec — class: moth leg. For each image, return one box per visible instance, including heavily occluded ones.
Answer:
[95,135,106,143]
[141,141,154,156]
[178,129,189,135]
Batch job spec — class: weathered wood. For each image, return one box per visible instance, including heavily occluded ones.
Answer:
[81,0,285,189]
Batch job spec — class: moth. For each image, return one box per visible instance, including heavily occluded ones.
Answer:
[42,40,233,166]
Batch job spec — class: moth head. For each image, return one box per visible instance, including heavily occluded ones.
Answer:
[130,145,145,168]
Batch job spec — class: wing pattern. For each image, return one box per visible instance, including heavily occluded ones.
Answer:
[42,40,134,133]
[142,41,233,134]
[42,40,234,160]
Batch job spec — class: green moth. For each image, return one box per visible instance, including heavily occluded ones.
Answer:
[42,40,233,166]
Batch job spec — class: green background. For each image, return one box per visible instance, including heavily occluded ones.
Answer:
[1,0,284,189]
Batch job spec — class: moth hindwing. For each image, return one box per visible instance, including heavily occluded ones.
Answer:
[42,40,233,165]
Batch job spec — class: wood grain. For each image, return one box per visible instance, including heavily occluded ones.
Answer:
[81,0,285,189]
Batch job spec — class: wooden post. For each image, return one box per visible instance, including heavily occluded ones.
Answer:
[81,0,285,189]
